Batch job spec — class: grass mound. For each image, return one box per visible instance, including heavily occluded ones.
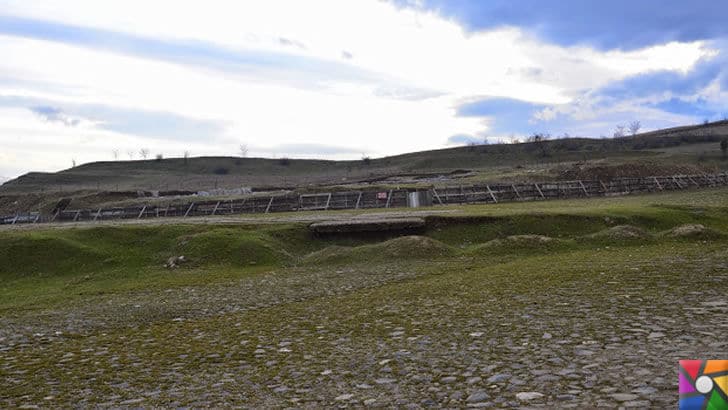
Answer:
[174,228,291,267]
[303,235,454,265]
[465,234,565,256]
[0,234,106,278]
[587,225,652,241]
[662,224,724,239]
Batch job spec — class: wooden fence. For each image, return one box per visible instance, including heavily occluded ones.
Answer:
[2,172,727,225]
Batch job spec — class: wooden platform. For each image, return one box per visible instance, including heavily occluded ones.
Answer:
[309,217,426,233]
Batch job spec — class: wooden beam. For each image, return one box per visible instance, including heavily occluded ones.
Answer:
[432,188,444,205]
[184,202,195,217]
[385,189,393,208]
[164,203,170,217]
[534,183,545,199]
[671,176,683,189]
[511,184,522,200]
[355,191,362,209]
[578,180,589,196]
[11,214,18,225]
[653,177,663,191]
[73,210,81,221]
[93,208,102,221]
[211,201,220,215]
[265,196,274,214]
[324,193,332,210]
[486,185,498,203]
[34,213,40,223]
[137,205,147,219]
[599,180,608,192]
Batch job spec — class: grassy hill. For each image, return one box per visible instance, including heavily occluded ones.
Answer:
[1,120,727,214]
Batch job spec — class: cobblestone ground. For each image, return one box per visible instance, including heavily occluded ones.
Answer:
[1,243,726,408]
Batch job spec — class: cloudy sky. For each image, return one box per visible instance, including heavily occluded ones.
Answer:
[1,0,728,180]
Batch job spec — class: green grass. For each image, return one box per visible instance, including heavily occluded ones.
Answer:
[2,187,728,406]
[1,187,727,312]
[0,224,302,311]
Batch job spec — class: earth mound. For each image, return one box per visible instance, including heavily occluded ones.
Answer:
[588,225,652,241]
[465,234,563,255]
[663,224,724,239]
[303,235,454,264]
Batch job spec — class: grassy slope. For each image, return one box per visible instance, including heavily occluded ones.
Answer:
[3,120,727,196]
[1,188,728,406]
[2,187,727,312]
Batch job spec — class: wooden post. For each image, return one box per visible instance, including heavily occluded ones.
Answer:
[534,183,545,199]
[11,214,18,225]
[355,192,362,209]
[211,201,220,215]
[265,196,274,213]
[599,180,608,192]
[511,184,522,200]
[578,180,589,196]
[137,205,147,219]
[324,193,332,210]
[432,188,444,205]
[486,185,498,203]
[94,208,102,221]
[73,210,81,221]
[385,189,393,208]
[653,177,663,191]
[184,202,195,217]
[164,203,170,217]
[34,213,40,223]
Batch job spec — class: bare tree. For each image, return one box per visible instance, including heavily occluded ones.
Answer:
[127,150,135,160]
[112,149,119,160]
[239,144,248,158]
[139,148,150,159]
[628,120,641,136]
[613,124,626,138]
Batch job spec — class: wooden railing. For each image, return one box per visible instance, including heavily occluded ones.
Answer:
[2,172,727,225]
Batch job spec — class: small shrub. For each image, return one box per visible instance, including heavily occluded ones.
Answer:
[155,154,163,161]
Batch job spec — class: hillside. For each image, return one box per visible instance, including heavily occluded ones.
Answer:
[1,121,727,215]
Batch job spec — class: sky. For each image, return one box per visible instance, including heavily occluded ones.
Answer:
[1,0,728,181]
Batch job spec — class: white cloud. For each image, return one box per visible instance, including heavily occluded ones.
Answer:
[0,0,716,178]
